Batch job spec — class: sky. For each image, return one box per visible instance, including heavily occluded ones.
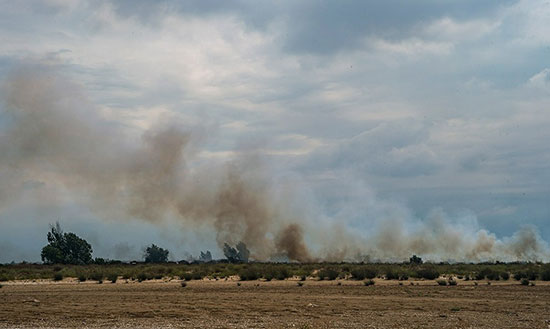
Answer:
[0,0,549,263]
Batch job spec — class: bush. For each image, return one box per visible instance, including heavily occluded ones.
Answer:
[486,270,500,281]
[297,282,304,287]
[350,267,377,280]
[436,279,447,286]
[540,268,550,281]
[363,279,375,286]
[181,282,187,287]
[239,268,259,281]
[513,271,526,280]
[448,279,457,286]
[53,273,63,281]
[0,284,3,289]
[89,272,104,282]
[385,270,398,280]
[500,272,510,280]
[475,268,496,280]
[527,270,538,281]
[180,273,193,281]
[107,273,118,283]
[521,278,529,286]
[78,274,86,282]
[416,268,439,280]
[137,272,148,282]
[318,268,339,281]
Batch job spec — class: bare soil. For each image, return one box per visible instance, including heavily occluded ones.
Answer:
[1,279,549,328]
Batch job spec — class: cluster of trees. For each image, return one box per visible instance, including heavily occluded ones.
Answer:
[40,223,250,265]
[41,223,171,264]
[223,242,249,263]
[41,223,93,265]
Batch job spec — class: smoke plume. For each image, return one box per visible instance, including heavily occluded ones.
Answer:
[0,66,549,262]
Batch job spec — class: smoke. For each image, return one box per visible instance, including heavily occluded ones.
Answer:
[1,66,549,263]
[0,66,311,261]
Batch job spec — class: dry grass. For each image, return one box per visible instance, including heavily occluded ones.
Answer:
[1,279,549,328]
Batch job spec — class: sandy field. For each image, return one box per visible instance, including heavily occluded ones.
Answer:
[1,279,549,328]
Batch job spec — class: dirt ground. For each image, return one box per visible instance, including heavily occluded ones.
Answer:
[1,279,549,328]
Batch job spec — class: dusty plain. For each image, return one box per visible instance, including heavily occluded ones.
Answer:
[1,279,549,329]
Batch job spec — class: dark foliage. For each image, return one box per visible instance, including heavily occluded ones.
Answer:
[144,244,169,263]
[409,255,423,265]
[415,268,440,280]
[223,242,250,263]
[41,222,93,265]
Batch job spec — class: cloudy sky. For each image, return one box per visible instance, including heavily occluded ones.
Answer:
[1,0,549,262]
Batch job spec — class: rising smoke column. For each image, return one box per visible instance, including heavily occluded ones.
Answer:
[0,66,312,261]
[0,65,549,263]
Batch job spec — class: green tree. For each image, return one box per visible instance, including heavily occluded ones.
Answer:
[41,222,93,264]
[144,244,169,263]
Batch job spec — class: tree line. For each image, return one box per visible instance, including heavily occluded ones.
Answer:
[40,223,247,265]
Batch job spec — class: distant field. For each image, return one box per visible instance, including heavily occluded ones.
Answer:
[1,262,550,283]
[1,280,550,328]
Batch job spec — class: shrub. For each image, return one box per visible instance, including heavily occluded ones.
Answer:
[363,279,375,286]
[274,267,291,280]
[513,271,526,281]
[526,270,538,281]
[53,273,63,281]
[0,284,3,289]
[181,282,187,287]
[540,268,550,281]
[180,273,193,281]
[0,273,15,281]
[416,268,439,280]
[486,270,500,281]
[436,279,447,286]
[78,274,86,282]
[448,279,457,286]
[107,273,118,283]
[385,270,398,280]
[475,268,496,280]
[297,282,304,287]
[89,272,104,282]
[300,275,306,281]
[500,272,510,280]
[318,268,339,281]
[97,279,103,284]
[239,268,259,281]
[137,272,148,282]
[350,267,377,280]
[521,278,529,286]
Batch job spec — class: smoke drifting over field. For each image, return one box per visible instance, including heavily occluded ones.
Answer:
[0,67,548,262]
